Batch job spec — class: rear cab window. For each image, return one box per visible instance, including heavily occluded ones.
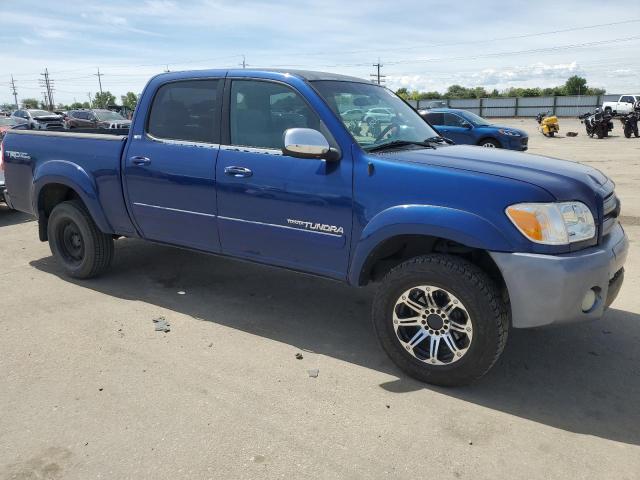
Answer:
[147,79,222,144]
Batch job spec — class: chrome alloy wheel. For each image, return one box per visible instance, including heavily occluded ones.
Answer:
[481,141,496,147]
[392,286,473,365]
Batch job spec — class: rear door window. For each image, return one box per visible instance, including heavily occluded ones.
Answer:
[443,113,466,127]
[147,79,222,143]
[425,112,444,125]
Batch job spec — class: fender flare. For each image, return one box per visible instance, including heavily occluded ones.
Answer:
[32,160,113,234]
[348,204,515,285]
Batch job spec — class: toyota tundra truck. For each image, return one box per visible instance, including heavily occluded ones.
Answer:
[0,69,628,386]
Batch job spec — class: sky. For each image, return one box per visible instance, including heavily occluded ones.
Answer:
[1,0,640,107]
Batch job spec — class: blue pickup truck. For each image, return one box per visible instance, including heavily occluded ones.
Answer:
[0,69,628,386]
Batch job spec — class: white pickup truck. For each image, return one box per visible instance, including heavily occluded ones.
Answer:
[602,95,639,115]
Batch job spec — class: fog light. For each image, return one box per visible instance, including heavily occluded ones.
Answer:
[581,289,597,312]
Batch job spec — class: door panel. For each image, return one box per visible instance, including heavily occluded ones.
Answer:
[441,112,472,144]
[123,79,223,252]
[216,79,352,278]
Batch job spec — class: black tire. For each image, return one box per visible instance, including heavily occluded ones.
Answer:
[372,254,509,387]
[548,131,555,137]
[47,200,114,278]
[624,126,632,138]
[478,138,501,148]
[604,107,612,115]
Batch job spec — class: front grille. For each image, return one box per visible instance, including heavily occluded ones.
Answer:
[602,192,620,238]
[43,122,64,130]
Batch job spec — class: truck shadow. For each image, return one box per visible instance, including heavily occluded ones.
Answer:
[30,238,640,446]
[0,206,33,227]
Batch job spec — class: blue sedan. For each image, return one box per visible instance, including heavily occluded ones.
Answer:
[421,108,528,151]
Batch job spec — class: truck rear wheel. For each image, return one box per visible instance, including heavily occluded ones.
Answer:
[372,254,509,387]
[47,200,114,279]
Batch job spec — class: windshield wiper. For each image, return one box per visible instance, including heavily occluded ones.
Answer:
[365,140,436,152]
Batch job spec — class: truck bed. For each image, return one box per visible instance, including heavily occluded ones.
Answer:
[2,129,137,236]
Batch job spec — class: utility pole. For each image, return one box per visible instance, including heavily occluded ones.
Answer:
[240,55,248,69]
[95,68,104,94]
[10,75,19,109]
[87,92,93,107]
[370,59,385,85]
[39,68,55,110]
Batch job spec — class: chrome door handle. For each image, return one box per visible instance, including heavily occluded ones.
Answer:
[224,166,253,178]
[130,156,151,166]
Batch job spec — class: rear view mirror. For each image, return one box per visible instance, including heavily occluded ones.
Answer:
[282,128,339,161]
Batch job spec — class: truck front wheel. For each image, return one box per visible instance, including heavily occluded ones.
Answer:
[47,200,114,279]
[372,254,509,387]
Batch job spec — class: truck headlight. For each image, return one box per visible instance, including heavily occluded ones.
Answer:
[506,202,595,244]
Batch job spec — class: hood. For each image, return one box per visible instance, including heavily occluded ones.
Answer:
[32,115,62,122]
[381,145,612,203]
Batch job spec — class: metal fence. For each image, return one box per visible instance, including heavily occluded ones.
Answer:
[406,94,621,117]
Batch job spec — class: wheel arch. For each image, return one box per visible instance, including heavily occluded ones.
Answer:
[33,162,112,241]
[349,205,514,287]
[477,136,501,147]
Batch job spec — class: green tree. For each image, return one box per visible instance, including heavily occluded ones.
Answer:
[92,91,116,108]
[69,101,91,110]
[416,91,441,100]
[444,85,470,99]
[1,102,16,112]
[395,87,409,99]
[121,92,139,110]
[564,75,588,95]
[22,98,39,109]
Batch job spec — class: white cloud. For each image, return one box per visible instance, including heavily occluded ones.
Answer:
[387,62,585,93]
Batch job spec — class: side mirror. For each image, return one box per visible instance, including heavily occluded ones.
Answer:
[282,128,339,161]
[461,121,472,129]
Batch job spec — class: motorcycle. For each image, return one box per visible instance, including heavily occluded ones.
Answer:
[619,102,640,138]
[536,111,560,137]
[578,109,614,139]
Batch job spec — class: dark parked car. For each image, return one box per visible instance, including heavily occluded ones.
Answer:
[66,109,131,130]
[12,109,65,130]
[421,108,528,151]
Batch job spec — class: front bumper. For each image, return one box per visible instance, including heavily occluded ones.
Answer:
[506,135,528,151]
[490,222,628,328]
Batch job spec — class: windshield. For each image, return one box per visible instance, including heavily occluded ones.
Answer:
[94,110,126,121]
[458,110,492,127]
[312,81,439,150]
[29,110,54,117]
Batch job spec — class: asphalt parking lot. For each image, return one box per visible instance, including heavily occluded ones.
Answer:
[1,118,639,479]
